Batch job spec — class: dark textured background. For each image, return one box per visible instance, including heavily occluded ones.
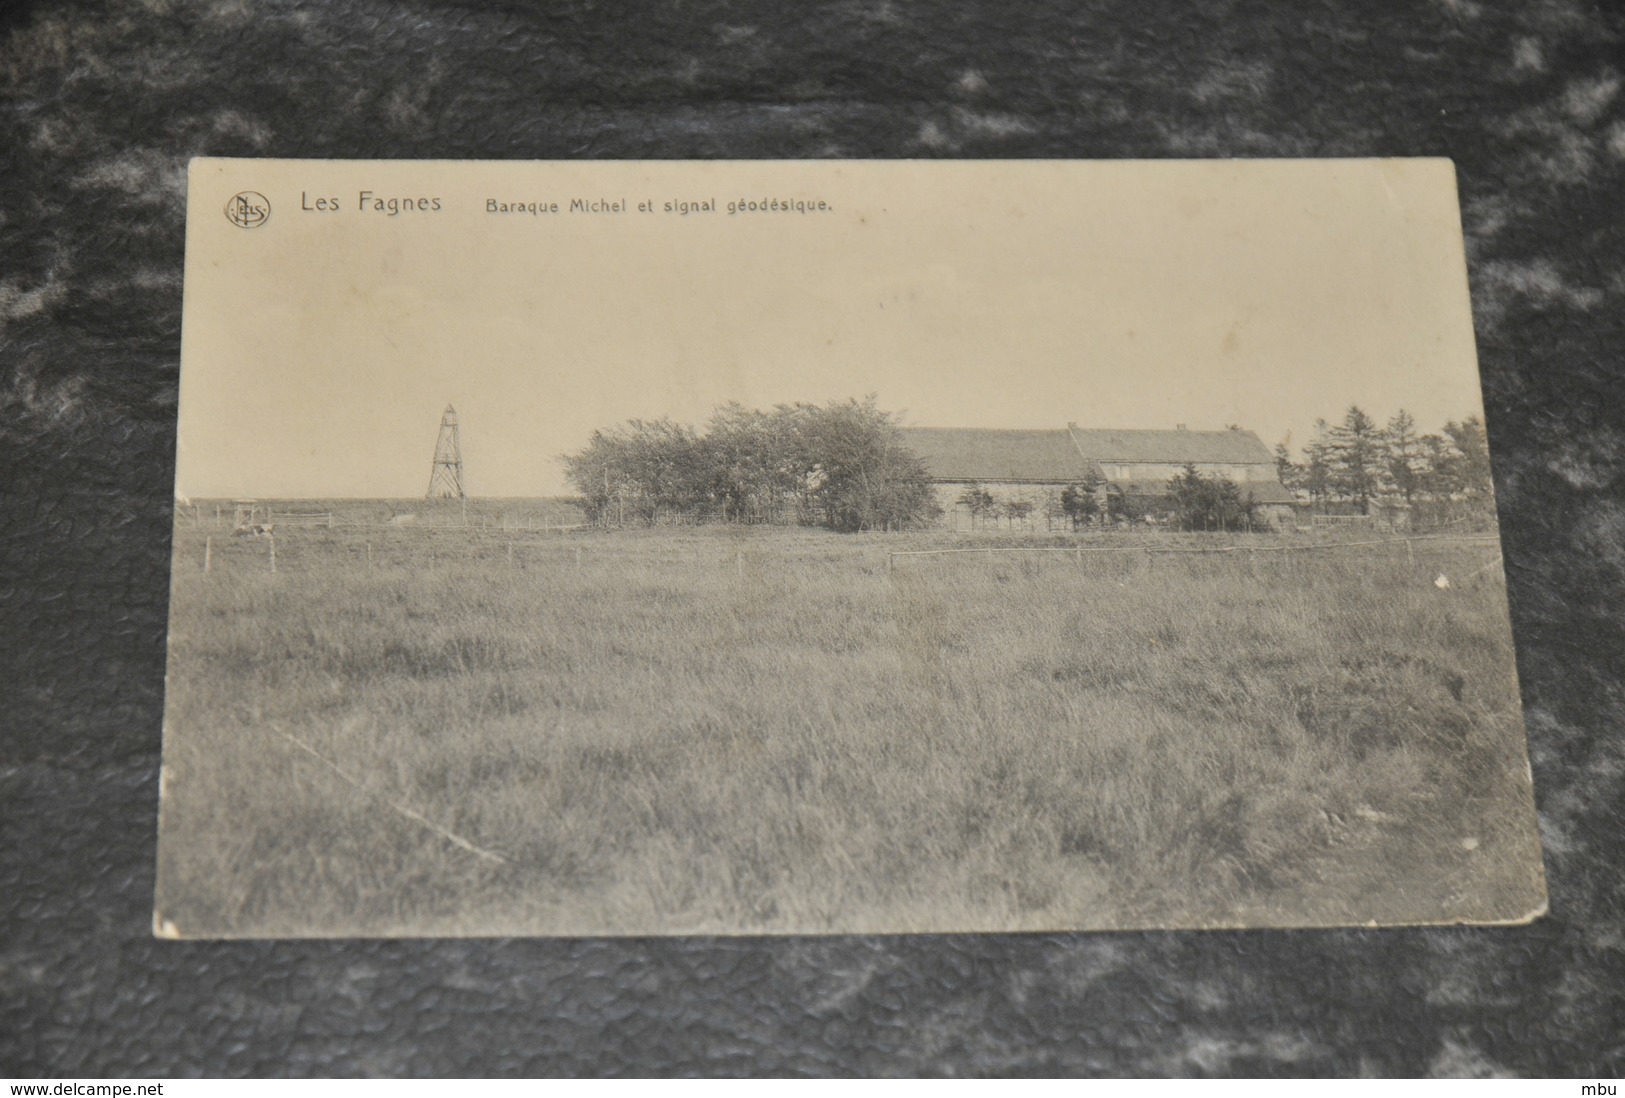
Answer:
[2,0,1623,1077]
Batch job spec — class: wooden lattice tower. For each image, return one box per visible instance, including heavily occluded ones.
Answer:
[426,404,465,499]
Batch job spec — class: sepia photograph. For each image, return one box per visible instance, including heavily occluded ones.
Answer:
[156,157,1546,937]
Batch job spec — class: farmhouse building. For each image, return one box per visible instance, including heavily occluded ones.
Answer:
[900,424,1296,529]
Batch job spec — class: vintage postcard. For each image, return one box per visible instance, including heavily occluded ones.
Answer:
[157,158,1546,937]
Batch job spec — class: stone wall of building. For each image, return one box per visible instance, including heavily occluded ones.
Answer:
[930,482,1069,531]
[927,480,1299,530]
[1096,461,1281,484]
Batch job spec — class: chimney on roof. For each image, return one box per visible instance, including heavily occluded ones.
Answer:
[1176,423,1187,431]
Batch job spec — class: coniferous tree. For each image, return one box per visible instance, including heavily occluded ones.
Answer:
[1331,405,1382,515]
[1105,486,1142,525]
[1060,468,1105,529]
[1168,463,1258,531]
[1274,439,1302,494]
[1384,409,1424,504]
[1418,432,1456,497]
[1303,418,1335,510]
[1443,416,1493,499]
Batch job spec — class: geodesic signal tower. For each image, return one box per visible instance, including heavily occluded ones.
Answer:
[426,404,465,499]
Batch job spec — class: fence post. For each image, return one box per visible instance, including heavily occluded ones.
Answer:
[737,549,743,578]
[575,546,582,570]
[268,534,276,574]
[367,542,373,569]
[888,552,894,574]
[203,536,211,573]
[508,542,514,565]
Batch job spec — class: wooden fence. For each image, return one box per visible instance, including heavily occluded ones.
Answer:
[268,510,334,528]
[187,527,1502,583]
[886,534,1501,572]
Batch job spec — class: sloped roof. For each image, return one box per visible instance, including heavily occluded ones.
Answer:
[1111,478,1298,505]
[900,428,1093,483]
[1069,427,1276,465]
[900,426,1279,483]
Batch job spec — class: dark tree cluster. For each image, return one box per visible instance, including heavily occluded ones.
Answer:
[1056,471,1146,529]
[1059,471,1106,530]
[562,397,938,533]
[953,475,1136,532]
[1277,407,1495,524]
[955,486,997,528]
[1167,464,1260,532]
[952,487,1047,531]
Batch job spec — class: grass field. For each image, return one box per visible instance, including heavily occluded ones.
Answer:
[155,508,1546,936]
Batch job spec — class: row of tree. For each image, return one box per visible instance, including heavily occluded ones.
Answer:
[959,477,1150,531]
[959,472,1263,532]
[563,399,1496,534]
[1274,407,1494,517]
[561,398,938,532]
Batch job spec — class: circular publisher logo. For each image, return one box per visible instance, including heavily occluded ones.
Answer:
[225,191,270,228]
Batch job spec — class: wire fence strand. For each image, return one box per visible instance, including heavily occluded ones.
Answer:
[887,533,1500,569]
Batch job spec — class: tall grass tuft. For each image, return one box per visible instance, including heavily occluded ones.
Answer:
[156,523,1545,936]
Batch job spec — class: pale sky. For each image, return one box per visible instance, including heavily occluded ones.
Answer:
[176,158,1485,498]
